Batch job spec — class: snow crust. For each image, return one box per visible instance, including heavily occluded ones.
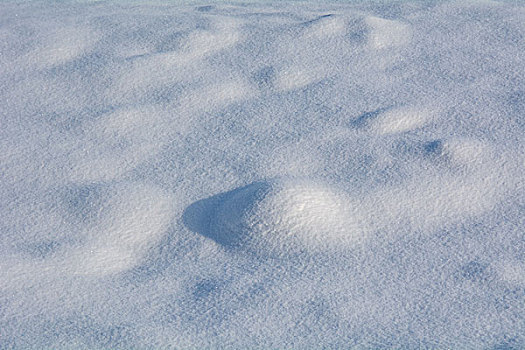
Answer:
[1,0,524,348]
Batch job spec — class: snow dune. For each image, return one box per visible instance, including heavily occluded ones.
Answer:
[1,0,524,348]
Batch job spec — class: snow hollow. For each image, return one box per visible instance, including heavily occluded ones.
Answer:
[1,0,524,348]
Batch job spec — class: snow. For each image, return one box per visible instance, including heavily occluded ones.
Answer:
[206,178,365,257]
[1,0,524,348]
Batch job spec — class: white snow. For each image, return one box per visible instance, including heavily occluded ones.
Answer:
[1,0,524,348]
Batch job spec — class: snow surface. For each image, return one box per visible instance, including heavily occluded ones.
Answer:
[1,0,524,348]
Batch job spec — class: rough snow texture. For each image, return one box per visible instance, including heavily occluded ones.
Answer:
[1,0,524,348]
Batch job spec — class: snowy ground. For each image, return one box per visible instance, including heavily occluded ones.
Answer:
[1,0,524,348]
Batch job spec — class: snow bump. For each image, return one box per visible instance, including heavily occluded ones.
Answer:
[188,179,368,258]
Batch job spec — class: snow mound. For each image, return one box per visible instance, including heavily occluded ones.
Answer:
[213,179,366,257]
[371,106,432,135]
[0,182,174,281]
[67,182,174,276]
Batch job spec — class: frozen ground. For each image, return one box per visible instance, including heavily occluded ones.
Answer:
[1,0,524,348]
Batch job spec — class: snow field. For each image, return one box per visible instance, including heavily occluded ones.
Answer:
[0,0,524,348]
